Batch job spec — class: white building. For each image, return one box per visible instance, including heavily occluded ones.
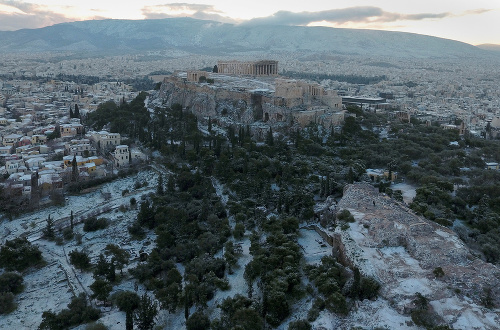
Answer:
[113,145,129,167]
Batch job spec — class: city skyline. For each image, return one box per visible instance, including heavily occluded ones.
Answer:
[0,0,499,46]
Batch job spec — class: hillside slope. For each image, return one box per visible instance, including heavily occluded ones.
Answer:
[0,18,489,59]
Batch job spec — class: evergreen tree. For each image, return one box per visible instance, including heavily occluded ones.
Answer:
[94,254,109,279]
[266,127,274,146]
[104,244,130,275]
[70,210,74,230]
[107,259,116,282]
[71,156,78,182]
[69,106,74,118]
[213,65,218,73]
[90,279,112,304]
[157,175,164,196]
[43,215,55,241]
[135,294,158,330]
[74,104,80,118]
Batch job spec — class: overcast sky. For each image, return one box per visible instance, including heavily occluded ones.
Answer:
[0,0,498,45]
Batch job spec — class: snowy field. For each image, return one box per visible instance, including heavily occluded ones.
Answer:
[1,169,159,329]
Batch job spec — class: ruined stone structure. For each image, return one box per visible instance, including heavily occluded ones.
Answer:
[158,72,344,135]
[275,78,342,109]
[186,70,208,82]
[217,60,278,76]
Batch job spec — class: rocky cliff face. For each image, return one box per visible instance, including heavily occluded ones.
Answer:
[322,183,500,329]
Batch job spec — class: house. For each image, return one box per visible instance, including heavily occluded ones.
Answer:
[0,146,11,155]
[113,145,129,167]
[60,123,84,137]
[486,162,499,170]
[88,131,121,150]
[366,168,398,182]
[5,159,21,174]
[31,135,47,145]
[2,134,22,146]
[65,139,94,156]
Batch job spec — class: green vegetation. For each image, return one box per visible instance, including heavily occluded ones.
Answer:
[0,237,44,272]
[22,90,497,328]
[83,217,109,232]
[283,71,387,84]
[39,293,100,329]
[69,250,92,271]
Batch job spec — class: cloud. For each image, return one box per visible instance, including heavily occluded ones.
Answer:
[240,6,456,26]
[240,6,492,27]
[0,0,105,30]
[142,3,237,23]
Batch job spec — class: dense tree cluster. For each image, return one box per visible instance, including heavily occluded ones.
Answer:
[0,237,44,272]
[38,293,100,330]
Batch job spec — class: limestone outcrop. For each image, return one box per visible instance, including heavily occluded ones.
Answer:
[327,183,500,328]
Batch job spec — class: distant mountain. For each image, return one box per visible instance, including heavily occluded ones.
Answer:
[477,44,500,52]
[0,18,491,59]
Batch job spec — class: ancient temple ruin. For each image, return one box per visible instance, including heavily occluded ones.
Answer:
[217,60,279,76]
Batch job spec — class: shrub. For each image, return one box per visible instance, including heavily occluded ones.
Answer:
[359,276,381,300]
[433,267,445,278]
[113,291,140,312]
[39,293,100,329]
[186,310,211,330]
[128,221,146,240]
[63,228,74,240]
[307,307,320,322]
[85,322,108,330]
[69,250,92,270]
[434,218,452,227]
[0,237,44,272]
[83,217,109,232]
[337,209,355,222]
[288,319,312,330]
[0,292,15,314]
[233,223,245,239]
[0,272,24,294]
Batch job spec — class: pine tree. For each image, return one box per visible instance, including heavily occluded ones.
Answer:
[266,127,274,146]
[74,104,80,118]
[69,106,74,118]
[157,175,164,196]
[71,156,78,182]
[43,215,55,240]
[70,210,74,230]
[208,117,212,133]
[135,294,158,330]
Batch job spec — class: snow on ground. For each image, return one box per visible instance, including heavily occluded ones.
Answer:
[344,298,414,329]
[297,227,331,265]
[392,182,417,204]
[0,169,161,329]
[207,235,252,322]
[276,227,334,330]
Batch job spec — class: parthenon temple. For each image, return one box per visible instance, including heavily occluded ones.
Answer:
[217,60,278,76]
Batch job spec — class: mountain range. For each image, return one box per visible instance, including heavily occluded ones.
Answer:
[0,18,494,59]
